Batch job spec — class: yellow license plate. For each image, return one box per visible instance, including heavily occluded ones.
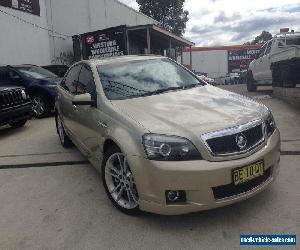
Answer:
[233,161,264,186]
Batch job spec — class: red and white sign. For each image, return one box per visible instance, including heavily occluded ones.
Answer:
[86,35,95,45]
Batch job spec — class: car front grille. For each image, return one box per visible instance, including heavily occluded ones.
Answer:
[201,120,264,156]
[0,89,27,110]
[212,167,272,200]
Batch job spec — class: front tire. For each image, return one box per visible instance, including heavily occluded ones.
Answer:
[30,93,51,118]
[102,145,140,215]
[9,119,27,128]
[55,115,73,148]
[247,72,257,92]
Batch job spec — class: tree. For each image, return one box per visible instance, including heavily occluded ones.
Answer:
[136,0,189,36]
[244,31,273,45]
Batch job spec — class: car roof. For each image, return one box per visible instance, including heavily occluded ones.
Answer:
[9,64,40,68]
[84,55,165,67]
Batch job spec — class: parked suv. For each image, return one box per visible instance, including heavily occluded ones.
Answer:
[0,65,61,117]
[55,56,280,215]
[0,72,32,128]
[247,31,300,91]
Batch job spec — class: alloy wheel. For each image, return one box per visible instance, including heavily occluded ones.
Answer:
[104,153,139,209]
[32,96,45,116]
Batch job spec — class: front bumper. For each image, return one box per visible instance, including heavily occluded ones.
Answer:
[127,129,280,215]
[0,102,32,126]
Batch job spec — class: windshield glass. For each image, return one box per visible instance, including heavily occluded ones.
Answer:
[97,58,203,100]
[16,66,58,79]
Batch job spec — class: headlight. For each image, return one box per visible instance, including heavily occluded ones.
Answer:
[142,134,202,161]
[264,110,276,137]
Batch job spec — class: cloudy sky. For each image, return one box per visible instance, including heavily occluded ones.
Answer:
[119,0,300,46]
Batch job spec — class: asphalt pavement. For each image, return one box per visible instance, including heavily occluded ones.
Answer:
[0,84,299,250]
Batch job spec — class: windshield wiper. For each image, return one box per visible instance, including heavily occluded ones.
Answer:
[138,86,185,97]
[138,83,202,97]
[182,83,202,89]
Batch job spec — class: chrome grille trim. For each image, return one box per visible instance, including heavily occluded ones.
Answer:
[201,119,265,157]
[0,89,26,110]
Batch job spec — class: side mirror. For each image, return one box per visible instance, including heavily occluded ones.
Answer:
[72,93,92,106]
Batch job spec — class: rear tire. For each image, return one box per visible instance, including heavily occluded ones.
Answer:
[55,115,73,148]
[9,119,27,128]
[247,72,257,92]
[281,65,296,88]
[102,145,140,215]
[272,66,283,87]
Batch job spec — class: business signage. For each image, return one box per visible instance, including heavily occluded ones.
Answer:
[83,27,127,60]
[228,48,260,72]
[0,0,40,16]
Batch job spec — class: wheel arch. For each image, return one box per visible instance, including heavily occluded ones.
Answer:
[27,86,51,100]
[100,129,145,167]
[103,139,120,156]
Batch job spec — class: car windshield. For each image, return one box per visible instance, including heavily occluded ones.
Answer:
[97,58,203,100]
[16,66,58,79]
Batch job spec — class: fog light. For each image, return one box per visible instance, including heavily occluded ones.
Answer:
[166,190,186,204]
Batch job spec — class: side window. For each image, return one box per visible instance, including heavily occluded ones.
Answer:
[278,40,285,47]
[0,68,22,84]
[61,65,82,94]
[265,41,272,55]
[0,68,9,83]
[77,65,96,98]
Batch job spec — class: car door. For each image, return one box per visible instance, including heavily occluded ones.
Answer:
[71,63,107,160]
[57,64,82,135]
[252,43,267,81]
[260,41,273,82]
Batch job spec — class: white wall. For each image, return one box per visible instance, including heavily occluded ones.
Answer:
[182,50,228,78]
[0,0,156,65]
[47,0,157,62]
[0,0,51,65]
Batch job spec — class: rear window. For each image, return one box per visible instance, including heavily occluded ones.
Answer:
[0,68,8,83]
[286,37,300,45]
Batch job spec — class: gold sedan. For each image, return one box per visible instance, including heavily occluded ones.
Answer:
[55,56,280,215]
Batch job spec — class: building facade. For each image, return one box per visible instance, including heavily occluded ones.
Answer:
[181,45,261,78]
[0,0,157,65]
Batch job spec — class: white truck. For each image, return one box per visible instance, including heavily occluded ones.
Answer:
[247,31,300,91]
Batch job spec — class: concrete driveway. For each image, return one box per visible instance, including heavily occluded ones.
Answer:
[0,84,299,250]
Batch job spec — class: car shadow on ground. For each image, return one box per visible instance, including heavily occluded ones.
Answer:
[0,125,28,139]
[254,89,273,96]
[0,114,55,139]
